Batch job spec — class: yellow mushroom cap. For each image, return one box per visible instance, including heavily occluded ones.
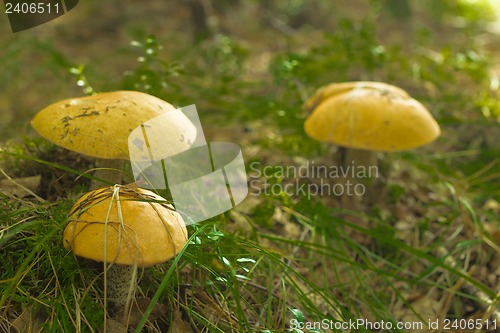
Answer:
[304,81,441,151]
[63,186,188,267]
[31,91,195,160]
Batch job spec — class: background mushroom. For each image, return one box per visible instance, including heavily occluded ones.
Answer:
[304,81,441,167]
[63,185,188,323]
[31,91,197,189]
[304,81,441,203]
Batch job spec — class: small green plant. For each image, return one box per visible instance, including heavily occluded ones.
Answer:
[69,65,95,95]
[122,34,184,100]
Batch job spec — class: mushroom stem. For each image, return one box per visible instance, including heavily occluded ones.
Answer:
[90,159,124,190]
[337,147,379,206]
[343,148,378,173]
[105,263,137,319]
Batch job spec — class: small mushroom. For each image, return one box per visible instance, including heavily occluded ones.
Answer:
[31,91,196,189]
[304,81,440,203]
[63,185,188,318]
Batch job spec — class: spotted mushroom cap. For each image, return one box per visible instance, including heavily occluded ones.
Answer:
[31,91,196,160]
[63,186,188,267]
[304,81,441,151]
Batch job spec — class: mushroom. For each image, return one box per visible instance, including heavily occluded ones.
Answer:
[63,185,188,318]
[31,91,196,189]
[304,81,440,202]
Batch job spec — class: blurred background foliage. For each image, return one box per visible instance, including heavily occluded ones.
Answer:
[1,0,500,143]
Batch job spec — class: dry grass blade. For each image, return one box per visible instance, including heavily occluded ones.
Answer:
[0,169,44,202]
[435,247,500,323]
